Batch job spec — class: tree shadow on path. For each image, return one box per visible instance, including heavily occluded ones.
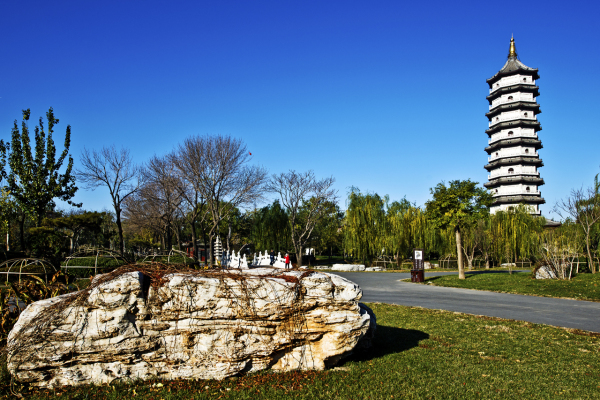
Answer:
[337,325,429,365]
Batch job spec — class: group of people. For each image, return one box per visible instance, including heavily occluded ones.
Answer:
[269,250,291,269]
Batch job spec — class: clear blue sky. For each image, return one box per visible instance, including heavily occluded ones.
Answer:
[1,0,598,219]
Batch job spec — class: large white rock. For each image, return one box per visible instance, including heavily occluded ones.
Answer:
[331,264,366,272]
[535,264,558,279]
[7,268,375,387]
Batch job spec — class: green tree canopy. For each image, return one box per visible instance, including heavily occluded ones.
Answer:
[6,108,79,226]
[425,180,491,279]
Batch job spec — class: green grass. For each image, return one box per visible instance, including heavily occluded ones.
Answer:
[3,303,599,399]
[421,271,600,302]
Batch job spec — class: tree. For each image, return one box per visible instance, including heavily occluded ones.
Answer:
[76,146,144,255]
[6,108,79,227]
[425,180,492,279]
[268,170,338,267]
[173,135,267,265]
[490,206,544,273]
[554,175,600,274]
[49,211,105,253]
[343,189,387,265]
[0,139,8,185]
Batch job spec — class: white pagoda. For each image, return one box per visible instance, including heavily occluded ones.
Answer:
[484,37,545,215]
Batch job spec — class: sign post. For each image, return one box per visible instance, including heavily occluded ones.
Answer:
[411,248,425,283]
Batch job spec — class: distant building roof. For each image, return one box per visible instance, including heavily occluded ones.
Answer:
[544,219,562,228]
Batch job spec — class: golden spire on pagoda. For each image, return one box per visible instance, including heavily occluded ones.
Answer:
[508,35,518,59]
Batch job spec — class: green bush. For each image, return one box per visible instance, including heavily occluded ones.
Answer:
[61,256,126,278]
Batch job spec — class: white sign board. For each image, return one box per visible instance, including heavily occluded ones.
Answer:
[414,250,423,260]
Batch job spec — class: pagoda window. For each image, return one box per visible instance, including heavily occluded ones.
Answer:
[508,168,514,174]
[508,96,513,100]
[524,112,528,117]
[526,187,530,192]
[525,149,529,154]
[523,78,527,82]
[495,189,498,193]
[508,131,514,137]
[495,152,499,157]
[496,117,499,121]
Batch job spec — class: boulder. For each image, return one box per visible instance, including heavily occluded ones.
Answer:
[7,267,375,388]
[331,264,366,272]
[423,262,438,270]
[364,267,384,272]
[535,264,558,279]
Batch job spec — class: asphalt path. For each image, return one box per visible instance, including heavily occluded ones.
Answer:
[333,271,600,333]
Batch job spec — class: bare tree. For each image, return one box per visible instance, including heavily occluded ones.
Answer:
[76,146,144,254]
[267,170,337,267]
[173,135,267,265]
[554,175,600,274]
[140,155,184,250]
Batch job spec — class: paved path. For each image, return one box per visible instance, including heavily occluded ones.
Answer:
[334,271,600,333]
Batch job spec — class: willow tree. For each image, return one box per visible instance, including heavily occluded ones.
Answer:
[490,206,545,273]
[386,202,429,265]
[344,189,387,265]
[425,180,491,279]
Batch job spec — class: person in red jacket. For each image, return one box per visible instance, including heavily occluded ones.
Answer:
[284,253,290,269]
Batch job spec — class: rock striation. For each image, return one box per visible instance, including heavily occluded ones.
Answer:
[7,267,375,388]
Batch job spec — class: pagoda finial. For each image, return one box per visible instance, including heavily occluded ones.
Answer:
[508,36,518,59]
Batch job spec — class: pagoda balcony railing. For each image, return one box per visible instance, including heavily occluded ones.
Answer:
[489,116,537,128]
[493,190,540,197]
[489,151,538,161]
[489,133,537,144]
[488,171,540,180]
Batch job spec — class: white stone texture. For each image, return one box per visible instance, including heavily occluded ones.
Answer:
[364,267,384,272]
[331,264,366,272]
[7,269,374,387]
[535,265,558,280]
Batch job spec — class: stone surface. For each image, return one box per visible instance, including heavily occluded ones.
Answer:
[535,264,558,279]
[423,262,438,270]
[331,264,366,272]
[7,268,375,388]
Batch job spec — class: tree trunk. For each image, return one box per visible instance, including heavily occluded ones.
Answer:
[19,212,25,252]
[485,253,490,269]
[586,234,595,274]
[115,209,124,255]
[190,219,198,261]
[456,227,465,279]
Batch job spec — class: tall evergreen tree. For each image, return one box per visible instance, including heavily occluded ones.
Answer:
[6,108,79,227]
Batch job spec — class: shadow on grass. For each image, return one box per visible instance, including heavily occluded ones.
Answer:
[338,325,429,365]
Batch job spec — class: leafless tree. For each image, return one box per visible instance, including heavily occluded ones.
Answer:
[140,155,184,250]
[76,146,144,254]
[267,170,337,267]
[172,135,267,265]
[554,176,600,274]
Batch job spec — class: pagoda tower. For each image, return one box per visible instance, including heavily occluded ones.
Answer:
[484,37,545,215]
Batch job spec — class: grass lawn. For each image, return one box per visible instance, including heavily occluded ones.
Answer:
[421,271,600,302]
[3,303,599,399]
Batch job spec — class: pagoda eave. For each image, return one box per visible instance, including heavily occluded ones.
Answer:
[486,120,541,136]
[484,157,544,171]
[492,195,546,205]
[486,84,539,104]
[485,138,543,153]
[486,69,540,87]
[486,102,541,120]
[484,176,545,189]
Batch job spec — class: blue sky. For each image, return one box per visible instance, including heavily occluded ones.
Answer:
[1,0,599,219]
